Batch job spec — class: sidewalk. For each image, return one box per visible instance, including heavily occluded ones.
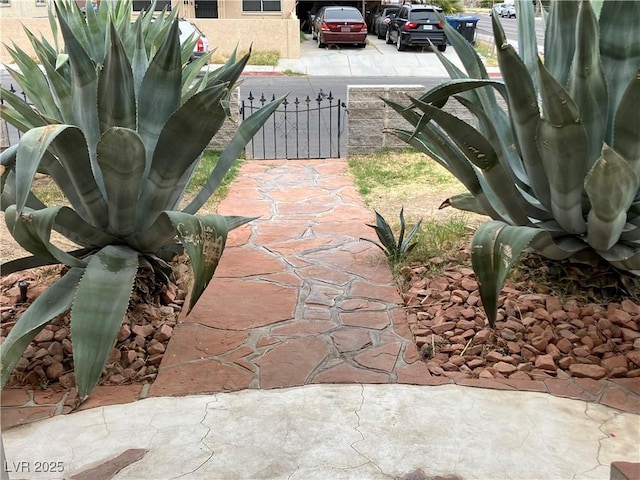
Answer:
[1,159,639,479]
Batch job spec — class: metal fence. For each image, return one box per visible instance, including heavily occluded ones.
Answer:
[240,90,346,160]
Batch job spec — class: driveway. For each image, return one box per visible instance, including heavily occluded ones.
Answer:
[277,33,465,77]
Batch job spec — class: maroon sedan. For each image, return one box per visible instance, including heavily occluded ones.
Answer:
[312,6,368,48]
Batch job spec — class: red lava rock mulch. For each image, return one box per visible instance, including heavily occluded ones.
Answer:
[400,251,640,383]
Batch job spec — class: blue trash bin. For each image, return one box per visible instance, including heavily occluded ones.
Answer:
[445,15,480,45]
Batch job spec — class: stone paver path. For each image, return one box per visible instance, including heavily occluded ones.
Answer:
[149,159,426,396]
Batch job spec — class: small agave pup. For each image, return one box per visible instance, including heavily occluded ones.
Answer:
[384,0,640,326]
[0,1,284,401]
[361,208,423,264]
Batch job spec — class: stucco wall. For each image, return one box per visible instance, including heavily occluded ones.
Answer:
[0,16,300,64]
[0,19,62,64]
[0,1,49,19]
[190,17,300,59]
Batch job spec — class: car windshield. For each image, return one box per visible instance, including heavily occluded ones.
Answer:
[324,8,363,21]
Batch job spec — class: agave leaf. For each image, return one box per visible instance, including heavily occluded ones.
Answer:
[4,205,88,268]
[599,0,640,142]
[529,234,589,260]
[52,205,117,247]
[383,99,505,222]
[182,94,287,214]
[137,20,182,165]
[0,86,50,130]
[418,79,501,109]
[225,215,258,231]
[568,0,608,166]
[613,68,640,177]
[131,18,149,97]
[536,58,588,234]
[442,193,488,216]
[165,212,228,313]
[14,125,66,215]
[0,250,94,276]
[471,221,545,327]
[370,210,397,252]
[400,219,422,253]
[97,128,146,236]
[360,237,392,258]
[71,245,139,401]
[56,3,101,167]
[0,268,83,388]
[0,102,42,134]
[514,0,538,90]
[181,53,214,101]
[137,84,228,227]
[494,38,548,207]
[5,44,61,120]
[599,244,640,273]
[1,169,47,213]
[384,98,488,188]
[435,13,507,140]
[407,98,530,225]
[82,0,109,63]
[584,146,639,251]
[397,207,407,252]
[47,1,60,52]
[24,28,73,124]
[438,16,484,79]
[15,125,108,227]
[543,0,578,87]
[452,94,546,217]
[430,39,473,81]
[98,23,137,132]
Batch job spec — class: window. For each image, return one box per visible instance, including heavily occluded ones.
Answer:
[242,0,281,13]
[132,0,171,12]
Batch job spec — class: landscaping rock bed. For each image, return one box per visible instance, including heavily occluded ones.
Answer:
[401,251,640,382]
[0,259,189,390]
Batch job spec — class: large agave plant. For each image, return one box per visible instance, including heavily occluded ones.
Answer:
[0,0,283,401]
[384,0,640,326]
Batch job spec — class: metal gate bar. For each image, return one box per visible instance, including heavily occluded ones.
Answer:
[240,91,344,160]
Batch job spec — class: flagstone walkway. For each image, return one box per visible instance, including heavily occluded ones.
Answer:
[148,159,426,396]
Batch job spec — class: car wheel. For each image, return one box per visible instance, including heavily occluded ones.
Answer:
[396,34,406,51]
[317,33,325,48]
[386,29,393,44]
[437,44,447,52]
[377,26,384,39]
[311,28,317,40]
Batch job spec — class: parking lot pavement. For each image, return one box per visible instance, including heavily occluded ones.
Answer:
[276,33,466,77]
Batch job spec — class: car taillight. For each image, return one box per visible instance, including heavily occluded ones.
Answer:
[383,18,391,24]
[196,38,204,52]
[436,22,443,28]
[404,22,419,30]
[321,22,330,31]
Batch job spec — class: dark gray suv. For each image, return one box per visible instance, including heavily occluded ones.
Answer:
[386,3,447,52]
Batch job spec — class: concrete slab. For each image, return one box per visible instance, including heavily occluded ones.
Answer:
[3,384,638,479]
[274,35,463,77]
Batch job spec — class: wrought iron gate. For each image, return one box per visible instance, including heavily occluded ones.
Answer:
[240,91,345,160]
